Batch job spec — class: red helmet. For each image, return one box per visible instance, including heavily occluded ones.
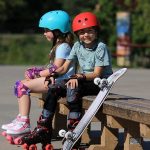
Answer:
[72,12,100,32]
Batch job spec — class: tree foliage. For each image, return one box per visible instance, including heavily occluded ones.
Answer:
[0,0,149,45]
[0,0,149,67]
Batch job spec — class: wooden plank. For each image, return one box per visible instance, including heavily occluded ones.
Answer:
[124,121,143,150]
[106,115,125,128]
[88,125,118,150]
[140,123,150,138]
[103,101,150,125]
[30,92,47,100]
[106,99,150,112]
[59,103,69,115]
[101,125,118,149]
[124,132,143,150]
[30,93,43,98]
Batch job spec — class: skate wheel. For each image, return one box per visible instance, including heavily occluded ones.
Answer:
[1,131,7,136]
[6,135,12,141]
[22,143,29,150]
[6,135,14,144]
[59,129,66,137]
[14,137,23,145]
[29,144,37,150]
[45,144,53,150]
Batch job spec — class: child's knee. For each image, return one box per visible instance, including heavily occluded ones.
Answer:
[67,88,80,102]
[14,80,30,98]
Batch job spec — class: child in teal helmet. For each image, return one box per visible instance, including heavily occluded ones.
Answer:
[1,10,75,141]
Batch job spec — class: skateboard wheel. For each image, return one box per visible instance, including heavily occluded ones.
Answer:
[45,144,53,150]
[1,131,7,136]
[94,78,101,85]
[65,131,73,139]
[29,144,37,150]
[59,129,66,137]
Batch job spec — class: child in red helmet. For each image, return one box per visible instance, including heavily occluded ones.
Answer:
[44,12,113,149]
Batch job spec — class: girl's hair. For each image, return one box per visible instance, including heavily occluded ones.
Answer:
[49,30,74,62]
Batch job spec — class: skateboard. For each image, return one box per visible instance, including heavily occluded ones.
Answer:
[60,68,127,150]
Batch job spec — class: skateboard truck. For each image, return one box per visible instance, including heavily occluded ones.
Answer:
[65,131,74,140]
[94,78,108,89]
[59,129,75,140]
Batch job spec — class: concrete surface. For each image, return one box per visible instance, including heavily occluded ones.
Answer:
[0,66,150,150]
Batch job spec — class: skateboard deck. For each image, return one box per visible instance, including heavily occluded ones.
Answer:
[62,68,127,150]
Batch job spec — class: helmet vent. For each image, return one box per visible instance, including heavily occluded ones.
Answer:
[78,20,81,23]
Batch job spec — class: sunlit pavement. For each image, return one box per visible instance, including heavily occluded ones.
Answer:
[0,66,150,150]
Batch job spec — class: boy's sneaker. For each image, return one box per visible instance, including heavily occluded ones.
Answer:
[6,117,30,135]
[1,115,20,130]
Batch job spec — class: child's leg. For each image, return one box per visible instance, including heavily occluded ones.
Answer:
[17,77,48,116]
[5,77,48,134]
[66,81,100,149]
[66,81,99,127]
[66,80,98,148]
[21,80,67,145]
[66,85,82,149]
[19,95,31,116]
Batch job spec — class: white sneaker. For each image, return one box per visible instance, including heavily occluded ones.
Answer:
[1,115,20,130]
[6,117,31,135]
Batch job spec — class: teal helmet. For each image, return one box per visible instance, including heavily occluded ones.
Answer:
[39,10,71,33]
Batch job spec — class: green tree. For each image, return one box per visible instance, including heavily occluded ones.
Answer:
[94,1,117,52]
[0,0,62,33]
[131,0,150,44]
[58,0,98,16]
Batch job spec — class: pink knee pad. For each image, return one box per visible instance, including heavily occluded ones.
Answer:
[14,81,30,98]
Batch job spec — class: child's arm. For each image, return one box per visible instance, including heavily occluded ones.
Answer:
[66,66,103,89]
[39,58,67,77]
[55,60,71,75]
[84,66,104,80]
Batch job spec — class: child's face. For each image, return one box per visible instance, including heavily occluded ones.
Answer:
[43,28,54,41]
[77,27,97,46]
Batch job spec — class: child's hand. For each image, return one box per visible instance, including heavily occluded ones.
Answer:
[66,79,78,89]
[44,80,49,89]
[44,76,55,89]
